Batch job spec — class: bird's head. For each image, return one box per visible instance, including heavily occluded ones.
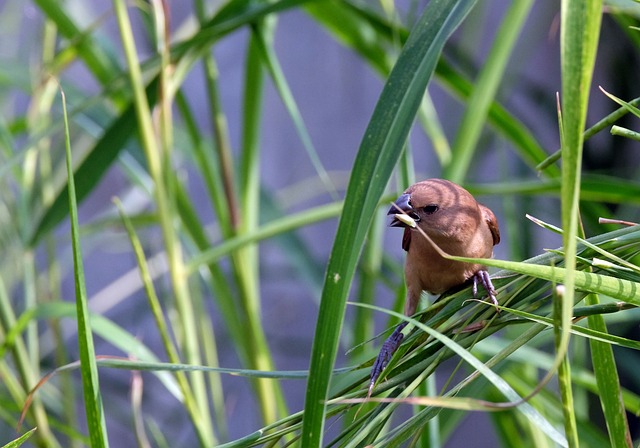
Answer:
[387,178,499,253]
[387,179,477,235]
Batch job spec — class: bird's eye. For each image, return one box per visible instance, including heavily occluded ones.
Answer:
[423,204,439,215]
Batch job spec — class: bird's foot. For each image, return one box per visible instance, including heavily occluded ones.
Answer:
[368,321,408,397]
[473,270,499,313]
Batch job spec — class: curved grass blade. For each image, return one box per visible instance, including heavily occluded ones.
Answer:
[4,301,181,401]
[29,78,159,246]
[32,0,120,85]
[187,201,342,272]
[115,197,217,445]
[94,358,317,379]
[341,303,567,446]
[252,28,338,200]
[444,0,534,183]
[301,1,478,445]
[30,0,314,247]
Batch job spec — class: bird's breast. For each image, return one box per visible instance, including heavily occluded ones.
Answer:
[405,227,491,294]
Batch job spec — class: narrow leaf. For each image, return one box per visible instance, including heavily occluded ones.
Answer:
[301,1,478,445]
[60,88,109,446]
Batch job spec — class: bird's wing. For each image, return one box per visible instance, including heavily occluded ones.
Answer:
[480,204,500,246]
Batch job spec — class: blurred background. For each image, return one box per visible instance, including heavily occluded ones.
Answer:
[1,0,640,446]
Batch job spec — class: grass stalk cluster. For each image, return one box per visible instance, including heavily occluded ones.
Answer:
[0,0,639,447]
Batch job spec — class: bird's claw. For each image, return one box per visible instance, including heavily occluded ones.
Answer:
[473,270,499,312]
[368,321,408,397]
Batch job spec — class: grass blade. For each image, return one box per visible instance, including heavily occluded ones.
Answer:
[1,427,37,448]
[60,87,108,446]
[453,256,640,305]
[112,0,221,444]
[30,0,311,247]
[444,0,534,183]
[585,292,633,447]
[114,198,216,445]
[253,27,338,200]
[301,1,478,445]
[559,0,603,444]
[32,0,119,85]
[29,79,159,246]
[341,303,568,446]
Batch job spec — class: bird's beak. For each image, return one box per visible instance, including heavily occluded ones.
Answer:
[388,193,418,227]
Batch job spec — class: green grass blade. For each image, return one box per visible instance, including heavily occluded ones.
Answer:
[536,95,640,171]
[253,28,338,200]
[418,93,452,166]
[1,427,37,448]
[352,212,385,359]
[444,0,534,183]
[559,0,603,312]
[30,0,311,247]
[476,338,640,416]
[559,0,603,444]
[114,197,217,445]
[32,0,119,86]
[187,201,342,271]
[554,285,578,447]
[60,88,108,447]
[112,0,217,442]
[0,278,56,445]
[600,87,640,119]
[498,307,640,351]
[173,96,251,360]
[611,125,640,141]
[29,78,160,246]
[301,1,478,445]
[94,358,318,379]
[6,301,182,400]
[526,214,640,274]
[585,292,633,447]
[468,175,640,205]
[177,0,316,53]
[243,24,293,423]
[453,256,640,304]
[345,303,568,446]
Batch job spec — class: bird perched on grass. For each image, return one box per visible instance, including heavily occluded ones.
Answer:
[369,179,500,396]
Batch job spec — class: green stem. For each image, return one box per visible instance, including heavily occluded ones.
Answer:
[112,0,213,445]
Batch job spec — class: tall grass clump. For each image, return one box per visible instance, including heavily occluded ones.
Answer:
[0,0,639,447]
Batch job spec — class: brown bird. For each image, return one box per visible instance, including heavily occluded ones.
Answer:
[369,179,500,396]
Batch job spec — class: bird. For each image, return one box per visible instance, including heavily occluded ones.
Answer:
[368,178,500,396]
